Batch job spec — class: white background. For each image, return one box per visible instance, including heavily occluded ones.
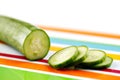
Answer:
[0,0,120,34]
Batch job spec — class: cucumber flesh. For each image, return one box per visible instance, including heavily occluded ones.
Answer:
[81,50,106,65]
[73,46,88,64]
[91,56,113,69]
[24,30,50,60]
[48,46,78,69]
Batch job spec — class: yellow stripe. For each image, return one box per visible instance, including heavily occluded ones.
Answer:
[107,53,120,60]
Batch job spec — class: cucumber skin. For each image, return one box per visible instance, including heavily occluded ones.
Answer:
[90,56,113,69]
[0,16,35,52]
[0,15,50,59]
[48,46,79,69]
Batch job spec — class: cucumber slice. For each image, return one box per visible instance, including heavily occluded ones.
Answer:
[91,56,113,69]
[0,15,50,60]
[81,50,106,66]
[48,46,79,69]
[23,30,50,60]
[73,46,88,64]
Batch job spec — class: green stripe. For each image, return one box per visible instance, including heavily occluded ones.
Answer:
[0,66,76,80]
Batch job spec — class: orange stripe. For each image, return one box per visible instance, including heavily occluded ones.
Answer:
[0,58,120,80]
[39,25,120,39]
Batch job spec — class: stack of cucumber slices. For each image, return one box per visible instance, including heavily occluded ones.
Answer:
[48,46,113,69]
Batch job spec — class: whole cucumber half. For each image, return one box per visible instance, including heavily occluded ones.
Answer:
[0,15,50,60]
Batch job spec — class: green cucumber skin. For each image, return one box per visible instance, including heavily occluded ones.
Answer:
[90,56,113,69]
[48,46,79,69]
[0,16,36,52]
[0,15,50,60]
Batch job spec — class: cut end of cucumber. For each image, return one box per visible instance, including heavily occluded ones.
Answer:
[48,46,78,69]
[23,29,50,60]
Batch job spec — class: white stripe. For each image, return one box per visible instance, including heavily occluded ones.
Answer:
[0,43,23,55]
[0,64,95,80]
[46,30,120,46]
[110,60,120,70]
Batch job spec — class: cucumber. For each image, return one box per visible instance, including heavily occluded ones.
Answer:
[0,15,50,60]
[90,56,113,69]
[48,46,79,69]
[74,46,88,64]
[81,50,106,66]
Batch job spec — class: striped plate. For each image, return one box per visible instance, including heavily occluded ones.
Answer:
[0,25,120,80]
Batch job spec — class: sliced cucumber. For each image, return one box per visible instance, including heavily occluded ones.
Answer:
[81,50,106,66]
[48,46,113,70]
[91,56,113,69]
[48,46,79,69]
[73,46,88,64]
[0,15,50,60]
